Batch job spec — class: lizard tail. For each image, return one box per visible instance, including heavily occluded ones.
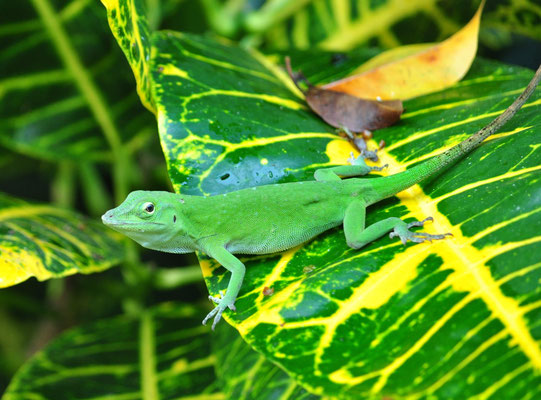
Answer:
[369,64,541,203]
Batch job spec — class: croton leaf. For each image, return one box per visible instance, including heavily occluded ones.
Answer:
[160,40,541,398]
[104,1,541,397]
[150,31,349,195]
[0,193,126,288]
[100,0,155,112]
[214,322,317,399]
[3,302,222,399]
[0,0,154,162]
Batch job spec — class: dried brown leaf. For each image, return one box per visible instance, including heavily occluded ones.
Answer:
[285,57,403,132]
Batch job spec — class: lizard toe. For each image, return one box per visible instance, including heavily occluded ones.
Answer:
[390,219,452,246]
[202,306,219,326]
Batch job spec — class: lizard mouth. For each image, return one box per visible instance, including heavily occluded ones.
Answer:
[105,221,164,226]
[102,220,165,231]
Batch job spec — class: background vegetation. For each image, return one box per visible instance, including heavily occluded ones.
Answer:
[1,0,540,398]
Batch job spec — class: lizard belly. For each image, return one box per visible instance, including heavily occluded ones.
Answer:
[225,206,345,255]
[197,180,351,255]
[228,220,343,254]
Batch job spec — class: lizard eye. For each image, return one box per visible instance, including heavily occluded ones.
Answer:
[143,202,155,214]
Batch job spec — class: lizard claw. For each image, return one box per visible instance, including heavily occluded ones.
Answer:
[370,163,388,172]
[203,295,236,330]
[208,295,221,303]
[359,147,379,162]
[407,216,433,228]
[208,290,226,304]
[389,217,452,245]
[202,306,220,329]
[348,152,387,172]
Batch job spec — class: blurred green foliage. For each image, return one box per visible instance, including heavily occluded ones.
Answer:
[0,0,539,397]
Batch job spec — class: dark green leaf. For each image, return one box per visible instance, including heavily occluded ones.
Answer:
[161,39,541,398]
[214,323,318,399]
[3,302,222,399]
[0,0,155,162]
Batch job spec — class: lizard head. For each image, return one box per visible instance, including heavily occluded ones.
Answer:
[102,190,188,251]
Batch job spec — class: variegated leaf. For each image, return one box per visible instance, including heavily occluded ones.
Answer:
[161,39,541,398]
[0,193,125,288]
[102,1,541,397]
[101,0,155,112]
[3,302,222,399]
[202,61,541,398]
[150,32,355,195]
[214,323,318,399]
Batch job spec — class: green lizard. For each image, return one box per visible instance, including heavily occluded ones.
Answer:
[103,66,540,329]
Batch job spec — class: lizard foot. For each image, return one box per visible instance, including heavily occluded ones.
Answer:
[337,126,379,161]
[389,217,452,245]
[208,290,226,304]
[202,294,236,330]
[357,147,379,162]
[348,152,387,172]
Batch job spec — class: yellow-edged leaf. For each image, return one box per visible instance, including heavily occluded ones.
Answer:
[100,0,155,112]
[323,0,485,100]
[193,53,541,398]
[0,193,125,288]
[100,1,541,397]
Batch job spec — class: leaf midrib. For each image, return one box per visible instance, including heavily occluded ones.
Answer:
[372,140,541,377]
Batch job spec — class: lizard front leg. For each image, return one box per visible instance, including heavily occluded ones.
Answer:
[314,153,387,182]
[201,244,246,330]
[343,200,450,249]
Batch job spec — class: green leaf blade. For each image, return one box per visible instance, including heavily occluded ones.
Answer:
[0,0,155,162]
[214,322,318,399]
[0,193,125,288]
[101,0,155,112]
[170,49,541,398]
[150,32,341,196]
[3,303,222,400]
[105,6,540,394]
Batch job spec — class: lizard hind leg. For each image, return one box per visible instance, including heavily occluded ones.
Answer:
[344,203,451,249]
[390,217,452,245]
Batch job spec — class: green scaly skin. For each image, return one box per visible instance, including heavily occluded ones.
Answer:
[103,66,541,329]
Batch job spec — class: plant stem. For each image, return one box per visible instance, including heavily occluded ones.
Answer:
[153,266,202,289]
[30,0,130,204]
[51,161,75,208]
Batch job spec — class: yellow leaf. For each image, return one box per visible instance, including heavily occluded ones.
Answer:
[352,43,434,75]
[323,0,485,100]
